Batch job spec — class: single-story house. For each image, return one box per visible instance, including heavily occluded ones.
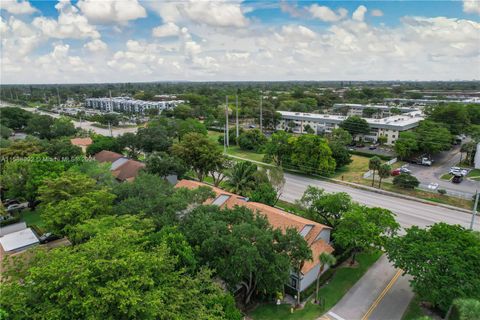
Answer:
[0,227,39,253]
[94,150,145,182]
[70,137,93,153]
[175,179,334,293]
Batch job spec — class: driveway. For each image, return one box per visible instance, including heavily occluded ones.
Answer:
[405,145,477,198]
[324,255,413,320]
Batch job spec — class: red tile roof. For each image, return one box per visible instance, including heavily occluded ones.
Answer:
[175,179,334,274]
[112,160,145,182]
[70,137,93,146]
[94,150,123,163]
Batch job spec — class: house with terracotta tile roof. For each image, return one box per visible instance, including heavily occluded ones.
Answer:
[70,137,93,153]
[94,150,145,182]
[175,179,334,293]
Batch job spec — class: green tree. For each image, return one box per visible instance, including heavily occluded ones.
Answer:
[377,163,392,189]
[0,139,43,158]
[451,299,480,320]
[369,156,382,187]
[263,131,292,166]
[173,104,194,119]
[44,138,83,158]
[178,118,207,140]
[0,124,13,139]
[0,221,240,320]
[249,182,277,206]
[238,129,267,152]
[386,223,480,313]
[69,161,117,188]
[393,173,419,189]
[329,142,352,168]
[38,171,98,205]
[315,253,336,304]
[171,132,223,181]
[137,125,173,153]
[330,128,353,146]
[335,206,399,264]
[428,103,470,135]
[145,152,187,178]
[339,116,370,140]
[86,136,123,156]
[0,107,31,130]
[181,205,308,305]
[296,186,352,229]
[416,121,452,155]
[290,134,336,175]
[25,114,54,139]
[394,131,419,160]
[377,135,388,146]
[51,117,77,138]
[225,161,258,195]
[117,132,141,159]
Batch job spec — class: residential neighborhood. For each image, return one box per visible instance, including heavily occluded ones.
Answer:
[1,0,480,319]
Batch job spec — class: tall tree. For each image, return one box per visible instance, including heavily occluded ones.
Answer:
[386,223,480,313]
[369,156,382,187]
[394,131,419,160]
[263,131,292,166]
[335,206,399,264]
[171,132,223,182]
[118,132,141,159]
[0,107,31,130]
[225,161,258,195]
[329,128,353,146]
[290,134,336,176]
[145,152,187,178]
[377,163,392,189]
[25,114,54,139]
[315,253,336,304]
[339,116,370,140]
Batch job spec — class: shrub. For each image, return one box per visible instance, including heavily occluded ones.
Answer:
[437,189,447,195]
[393,173,420,189]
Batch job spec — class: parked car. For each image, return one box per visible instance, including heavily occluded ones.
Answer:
[427,182,439,190]
[452,175,463,184]
[368,145,378,150]
[400,167,411,174]
[6,202,28,213]
[391,168,401,176]
[39,233,61,244]
[3,199,20,206]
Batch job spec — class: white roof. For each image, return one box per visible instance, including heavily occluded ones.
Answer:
[0,228,39,252]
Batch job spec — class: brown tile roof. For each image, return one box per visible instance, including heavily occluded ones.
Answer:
[112,160,145,181]
[94,150,123,163]
[175,179,334,274]
[70,137,93,146]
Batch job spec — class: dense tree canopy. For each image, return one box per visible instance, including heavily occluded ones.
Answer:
[339,116,370,138]
[290,134,336,175]
[263,131,292,166]
[238,129,267,152]
[386,223,480,313]
[0,107,31,130]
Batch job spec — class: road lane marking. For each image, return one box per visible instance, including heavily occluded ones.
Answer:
[328,311,346,320]
[361,269,403,320]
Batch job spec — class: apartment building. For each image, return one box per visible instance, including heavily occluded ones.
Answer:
[85,97,184,114]
[332,103,418,118]
[276,110,424,145]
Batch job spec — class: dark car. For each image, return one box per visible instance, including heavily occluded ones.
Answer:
[452,175,463,184]
[369,145,378,150]
[39,233,61,244]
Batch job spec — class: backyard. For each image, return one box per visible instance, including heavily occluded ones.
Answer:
[249,251,383,320]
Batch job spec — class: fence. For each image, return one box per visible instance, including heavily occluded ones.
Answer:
[363,158,397,178]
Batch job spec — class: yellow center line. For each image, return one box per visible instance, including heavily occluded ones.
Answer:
[361,269,403,320]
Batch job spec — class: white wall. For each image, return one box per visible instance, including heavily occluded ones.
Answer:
[299,263,331,292]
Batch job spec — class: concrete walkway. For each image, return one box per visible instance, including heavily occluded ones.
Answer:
[323,254,413,320]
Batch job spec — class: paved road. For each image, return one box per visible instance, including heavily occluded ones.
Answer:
[326,255,413,320]
[281,172,479,231]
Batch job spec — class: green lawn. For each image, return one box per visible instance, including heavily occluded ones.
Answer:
[440,173,452,180]
[249,250,383,320]
[467,169,480,178]
[21,210,45,228]
[208,131,266,163]
[402,295,427,320]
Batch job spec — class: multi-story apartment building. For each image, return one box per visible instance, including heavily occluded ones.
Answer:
[85,97,184,114]
[276,110,424,145]
[332,103,418,118]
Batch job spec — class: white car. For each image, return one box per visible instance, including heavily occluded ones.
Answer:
[400,167,411,174]
[449,167,461,174]
[427,182,439,190]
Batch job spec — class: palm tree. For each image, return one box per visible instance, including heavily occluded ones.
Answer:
[315,252,336,304]
[369,156,382,187]
[225,161,258,195]
[378,163,392,189]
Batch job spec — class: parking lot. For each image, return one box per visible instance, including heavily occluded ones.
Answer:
[404,145,478,199]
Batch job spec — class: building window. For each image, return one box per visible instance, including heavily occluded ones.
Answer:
[290,277,298,289]
[392,135,396,139]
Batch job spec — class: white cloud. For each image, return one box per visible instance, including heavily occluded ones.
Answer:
[308,4,348,22]
[32,0,100,39]
[84,39,108,52]
[77,0,146,24]
[371,9,384,17]
[463,0,480,14]
[1,16,41,57]
[152,22,180,37]
[281,25,316,40]
[0,0,37,15]
[146,0,249,28]
[353,5,368,22]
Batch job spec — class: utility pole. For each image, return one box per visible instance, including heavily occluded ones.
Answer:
[225,95,229,148]
[259,93,263,133]
[470,191,479,230]
[236,94,239,145]
[108,121,113,137]
[57,87,61,107]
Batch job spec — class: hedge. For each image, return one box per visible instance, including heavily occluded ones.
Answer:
[348,150,393,161]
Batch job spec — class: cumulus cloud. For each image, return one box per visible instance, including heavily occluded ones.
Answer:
[279,1,303,18]
[77,0,146,24]
[371,9,384,17]
[463,0,480,14]
[352,5,368,22]
[84,39,108,52]
[146,0,249,28]
[152,22,181,37]
[308,4,348,22]
[32,0,100,39]
[0,0,37,15]
[1,16,41,57]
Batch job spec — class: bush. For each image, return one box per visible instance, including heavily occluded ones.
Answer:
[437,189,447,195]
[349,150,393,161]
[238,129,267,152]
[0,215,21,227]
[393,173,420,189]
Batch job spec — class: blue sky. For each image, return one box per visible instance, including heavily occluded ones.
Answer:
[1,0,479,83]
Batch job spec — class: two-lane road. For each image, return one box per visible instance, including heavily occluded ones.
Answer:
[281,173,479,231]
